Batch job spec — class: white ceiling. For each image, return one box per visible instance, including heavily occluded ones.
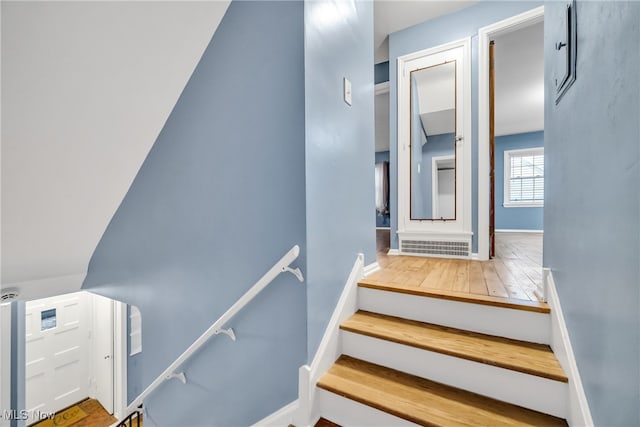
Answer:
[1,1,229,300]
[374,0,477,63]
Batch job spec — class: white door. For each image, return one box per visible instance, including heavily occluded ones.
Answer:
[91,294,114,414]
[25,293,89,423]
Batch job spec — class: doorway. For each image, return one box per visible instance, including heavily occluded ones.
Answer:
[479,6,545,298]
[24,292,127,424]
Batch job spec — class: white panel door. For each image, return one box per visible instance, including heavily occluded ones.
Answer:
[25,293,89,422]
[91,294,114,414]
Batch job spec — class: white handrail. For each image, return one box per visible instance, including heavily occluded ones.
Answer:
[122,245,303,417]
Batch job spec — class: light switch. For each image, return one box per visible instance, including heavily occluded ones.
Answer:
[343,77,352,106]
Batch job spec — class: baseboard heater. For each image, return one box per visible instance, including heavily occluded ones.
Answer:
[401,239,470,257]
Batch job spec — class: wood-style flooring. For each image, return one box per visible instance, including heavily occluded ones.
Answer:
[31,399,117,427]
[375,230,543,302]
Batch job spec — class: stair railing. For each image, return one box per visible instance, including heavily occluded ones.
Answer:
[113,245,304,426]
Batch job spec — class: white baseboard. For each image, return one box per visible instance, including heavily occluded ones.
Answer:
[363,262,380,277]
[387,249,400,256]
[495,229,543,234]
[545,270,594,427]
[294,254,365,426]
[470,253,480,260]
[375,226,391,230]
[252,400,298,426]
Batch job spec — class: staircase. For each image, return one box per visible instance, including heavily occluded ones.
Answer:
[312,279,569,426]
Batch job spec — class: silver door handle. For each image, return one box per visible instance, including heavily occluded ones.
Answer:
[104,355,111,359]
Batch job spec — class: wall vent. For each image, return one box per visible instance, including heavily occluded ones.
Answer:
[401,239,469,257]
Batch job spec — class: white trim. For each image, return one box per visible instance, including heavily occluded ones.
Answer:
[252,400,299,426]
[375,226,390,230]
[478,6,545,261]
[295,254,364,426]
[471,252,480,260]
[396,38,472,244]
[495,229,543,234]
[545,269,594,426]
[113,301,128,420]
[387,249,400,256]
[0,304,11,427]
[374,81,390,95]
[503,202,543,208]
[363,262,381,277]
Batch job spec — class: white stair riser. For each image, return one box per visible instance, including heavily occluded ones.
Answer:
[358,287,550,344]
[315,388,419,427]
[341,331,568,419]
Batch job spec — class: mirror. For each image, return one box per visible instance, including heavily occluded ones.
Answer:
[410,61,456,220]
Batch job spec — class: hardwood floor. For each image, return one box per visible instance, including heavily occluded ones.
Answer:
[31,399,117,427]
[374,229,543,302]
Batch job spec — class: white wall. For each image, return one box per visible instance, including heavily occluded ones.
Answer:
[1,1,230,300]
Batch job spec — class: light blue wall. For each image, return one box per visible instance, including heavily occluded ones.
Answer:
[375,151,390,228]
[544,1,639,426]
[83,2,307,425]
[304,0,376,358]
[388,1,542,251]
[495,131,544,230]
[374,61,389,84]
[375,151,389,164]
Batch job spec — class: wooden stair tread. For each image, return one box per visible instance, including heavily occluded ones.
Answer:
[318,356,567,427]
[341,311,567,382]
[358,280,551,313]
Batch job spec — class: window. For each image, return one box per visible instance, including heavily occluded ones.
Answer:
[504,148,544,207]
[41,308,57,331]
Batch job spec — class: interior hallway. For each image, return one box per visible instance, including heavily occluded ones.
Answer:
[374,229,543,303]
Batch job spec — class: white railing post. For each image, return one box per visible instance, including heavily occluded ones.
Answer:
[114,245,303,425]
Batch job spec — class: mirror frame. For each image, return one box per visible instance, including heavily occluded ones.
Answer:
[409,60,458,221]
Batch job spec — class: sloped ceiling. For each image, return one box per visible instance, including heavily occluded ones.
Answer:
[1,1,230,300]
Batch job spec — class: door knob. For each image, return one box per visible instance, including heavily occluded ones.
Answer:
[104,355,111,359]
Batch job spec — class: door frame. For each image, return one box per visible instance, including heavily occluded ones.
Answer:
[396,38,472,248]
[112,300,128,420]
[477,6,544,260]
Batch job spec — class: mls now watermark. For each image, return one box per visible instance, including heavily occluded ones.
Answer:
[1,409,54,421]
